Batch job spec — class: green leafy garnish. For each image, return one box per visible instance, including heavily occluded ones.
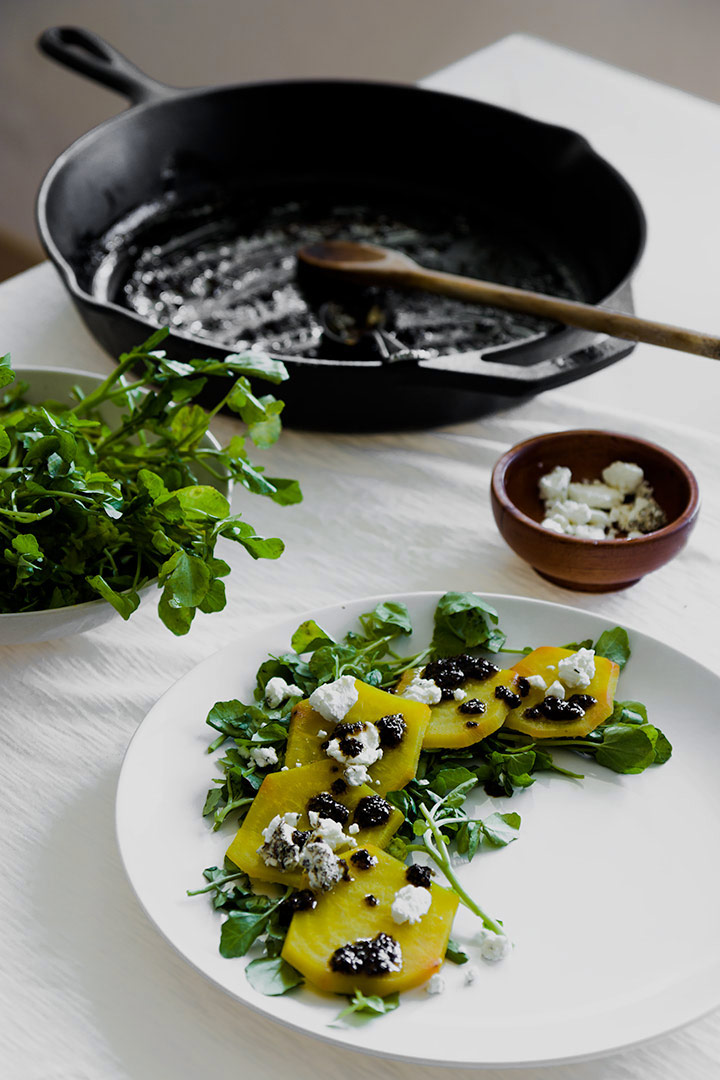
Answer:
[432,592,506,657]
[594,627,632,669]
[332,989,400,1025]
[0,331,300,631]
[245,956,304,996]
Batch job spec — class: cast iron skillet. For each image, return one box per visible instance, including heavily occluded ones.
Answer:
[36,27,646,430]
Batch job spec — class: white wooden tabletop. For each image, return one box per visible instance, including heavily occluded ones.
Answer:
[1,33,719,1080]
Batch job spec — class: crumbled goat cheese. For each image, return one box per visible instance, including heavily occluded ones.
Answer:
[525,674,547,691]
[574,524,606,541]
[250,745,278,768]
[476,929,511,962]
[602,460,644,494]
[299,840,344,891]
[391,884,433,925]
[308,675,359,723]
[545,680,565,699]
[264,676,303,708]
[426,973,446,995]
[345,764,370,787]
[317,729,328,738]
[551,499,592,526]
[348,823,360,835]
[539,461,664,539]
[464,965,479,985]
[567,481,623,510]
[541,518,565,534]
[558,648,595,690]
[453,687,467,702]
[258,813,302,870]
[399,674,442,705]
[308,815,351,851]
[326,721,383,768]
[538,465,571,503]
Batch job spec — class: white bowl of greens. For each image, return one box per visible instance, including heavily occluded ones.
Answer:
[0,333,300,644]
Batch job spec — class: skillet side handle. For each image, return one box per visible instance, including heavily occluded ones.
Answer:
[38,27,177,106]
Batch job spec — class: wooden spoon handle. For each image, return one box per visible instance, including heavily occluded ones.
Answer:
[395,266,720,360]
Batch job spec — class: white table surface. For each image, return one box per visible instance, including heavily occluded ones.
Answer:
[2,32,720,1080]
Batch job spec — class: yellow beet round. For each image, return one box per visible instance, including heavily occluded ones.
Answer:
[284,680,430,795]
[281,844,459,995]
[225,759,403,886]
[395,665,521,749]
[505,646,619,738]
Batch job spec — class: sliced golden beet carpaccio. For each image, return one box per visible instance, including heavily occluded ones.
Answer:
[505,646,619,739]
[282,844,459,995]
[395,665,522,749]
[225,759,403,887]
[285,680,430,795]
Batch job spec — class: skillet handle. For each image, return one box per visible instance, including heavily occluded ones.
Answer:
[38,27,176,106]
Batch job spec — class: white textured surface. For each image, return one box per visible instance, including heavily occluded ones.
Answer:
[2,34,720,1080]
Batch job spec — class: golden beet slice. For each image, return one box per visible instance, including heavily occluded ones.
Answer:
[282,843,459,995]
[395,665,521,749]
[505,646,619,739]
[226,759,403,887]
[284,680,430,795]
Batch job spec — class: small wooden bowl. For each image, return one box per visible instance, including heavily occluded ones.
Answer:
[490,430,700,592]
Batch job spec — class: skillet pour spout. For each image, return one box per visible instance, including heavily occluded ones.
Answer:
[36,27,646,430]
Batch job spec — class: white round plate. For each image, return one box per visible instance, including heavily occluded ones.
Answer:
[116,592,720,1068]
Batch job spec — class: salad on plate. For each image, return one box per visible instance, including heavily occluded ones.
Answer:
[189,591,671,1021]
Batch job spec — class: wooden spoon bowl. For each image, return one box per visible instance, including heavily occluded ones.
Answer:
[490,430,700,591]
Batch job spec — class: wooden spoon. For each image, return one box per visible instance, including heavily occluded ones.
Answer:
[298,240,720,360]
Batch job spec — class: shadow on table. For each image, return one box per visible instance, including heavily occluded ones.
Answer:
[30,767,707,1080]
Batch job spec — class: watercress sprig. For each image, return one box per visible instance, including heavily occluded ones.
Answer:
[0,330,300,632]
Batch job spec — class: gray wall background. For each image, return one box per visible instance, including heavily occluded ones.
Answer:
[3,0,720,250]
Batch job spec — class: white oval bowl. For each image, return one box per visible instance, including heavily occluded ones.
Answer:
[0,366,230,644]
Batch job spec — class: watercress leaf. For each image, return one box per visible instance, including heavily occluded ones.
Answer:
[291,619,335,653]
[245,956,304,996]
[219,910,270,958]
[652,729,673,764]
[248,412,282,449]
[432,592,504,657]
[203,788,223,816]
[594,627,631,669]
[237,534,285,561]
[359,601,413,640]
[86,575,140,620]
[561,638,593,651]
[158,587,195,635]
[0,354,15,390]
[172,485,230,520]
[480,811,521,847]
[169,403,209,448]
[223,352,289,385]
[0,426,10,459]
[384,788,416,819]
[610,699,648,725]
[138,468,170,503]
[445,938,469,965]
[265,477,303,506]
[333,989,400,1024]
[594,724,657,773]
[161,550,210,606]
[199,578,227,614]
[385,836,408,861]
[429,766,477,799]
